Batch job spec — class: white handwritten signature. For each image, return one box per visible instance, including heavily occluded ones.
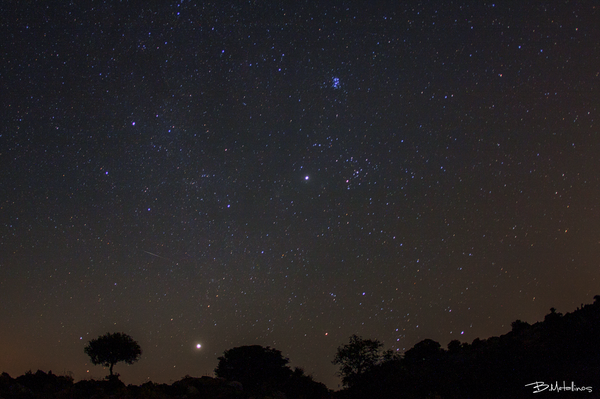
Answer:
[525,381,592,393]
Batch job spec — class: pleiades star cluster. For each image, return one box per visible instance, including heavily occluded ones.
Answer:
[1,1,598,389]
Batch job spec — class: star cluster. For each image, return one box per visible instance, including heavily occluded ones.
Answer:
[1,1,599,388]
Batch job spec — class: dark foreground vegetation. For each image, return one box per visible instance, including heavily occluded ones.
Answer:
[2,295,599,399]
[0,370,328,399]
[337,295,600,399]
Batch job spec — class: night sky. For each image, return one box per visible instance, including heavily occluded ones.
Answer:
[1,1,599,389]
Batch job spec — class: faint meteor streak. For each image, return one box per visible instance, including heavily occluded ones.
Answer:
[143,250,174,262]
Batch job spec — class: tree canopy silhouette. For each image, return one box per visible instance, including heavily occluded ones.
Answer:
[214,345,291,394]
[332,334,385,387]
[84,332,142,379]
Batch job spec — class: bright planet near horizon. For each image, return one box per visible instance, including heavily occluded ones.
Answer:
[196,344,201,349]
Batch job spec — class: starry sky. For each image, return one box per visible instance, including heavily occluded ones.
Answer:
[1,1,599,389]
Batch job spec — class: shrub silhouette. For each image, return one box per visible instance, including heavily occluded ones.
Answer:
[215,345,291,395]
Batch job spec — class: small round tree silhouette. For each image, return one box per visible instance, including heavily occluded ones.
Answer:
[84,332,142,379]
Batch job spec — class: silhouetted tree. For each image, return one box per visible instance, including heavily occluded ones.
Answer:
[447,339,462,353]
[214,345,291,394]
[511,319,530,334]
[332,334,384,387]
[403,338,443,364]
[84,332,142,379]
[544,307,563,322]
